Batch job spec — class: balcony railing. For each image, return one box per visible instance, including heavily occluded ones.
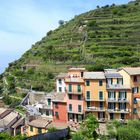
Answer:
[67,109,84,114]
[85,98,105,101]
[65,77,84,83]
[106,84,131,90]
[67,90,83,95]
[107,108,129,114]
[86,107,105,112]
[108,98,129,103]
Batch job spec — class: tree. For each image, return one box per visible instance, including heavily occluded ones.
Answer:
[58,20,64,26]
[80,113,99,140]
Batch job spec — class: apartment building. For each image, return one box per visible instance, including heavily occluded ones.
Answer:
[54,67,140,122]
[65,68,85,122]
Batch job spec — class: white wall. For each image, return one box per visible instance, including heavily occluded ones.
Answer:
[56,78,66,93]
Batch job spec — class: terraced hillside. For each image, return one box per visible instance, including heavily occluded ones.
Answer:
[1,0,140,93]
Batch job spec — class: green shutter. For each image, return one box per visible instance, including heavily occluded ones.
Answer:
[114,92,116,98]
[119,92,121,99]
[69,84,72,92]
[125,92,127,98]
[117,78,119,84]
[108,92,111,98]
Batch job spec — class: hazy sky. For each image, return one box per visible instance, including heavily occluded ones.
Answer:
[0,0,130,73]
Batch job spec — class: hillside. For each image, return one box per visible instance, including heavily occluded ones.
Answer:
[1,0,140,94]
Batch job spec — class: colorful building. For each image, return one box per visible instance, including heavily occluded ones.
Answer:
[54,67,140,122]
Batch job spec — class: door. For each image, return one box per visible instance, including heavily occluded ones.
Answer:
[110,113,114,120]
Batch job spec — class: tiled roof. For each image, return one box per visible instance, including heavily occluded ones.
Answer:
[12,117,24,128]
[122,67,140,75]
[52,93,67,103]
[105,73,123,78]
[0,111,19,127]
[83,72,105,79]
[28,118,51,128]
[68,68,86,71]
[48,122,68,129]
[0,108,7,115]
[56,73,67,79]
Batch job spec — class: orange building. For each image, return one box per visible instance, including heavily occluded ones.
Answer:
[52,93,68,123]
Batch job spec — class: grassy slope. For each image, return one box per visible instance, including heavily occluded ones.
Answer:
[1,0,140,92]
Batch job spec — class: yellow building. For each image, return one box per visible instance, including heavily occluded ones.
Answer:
[119,67,140,119]
[83,72,107,122]
[27,118,51,137]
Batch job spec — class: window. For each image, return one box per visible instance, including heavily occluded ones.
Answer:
[30,126,33,132]
[86,80,90,86]
[77,85,81,92]
[78,95,82,100]
[78,105,82,112]
[81,72,83,77]
[132,87,139,94]
[58,79,62,84]
[108,91,116,99]
[87,101,90,108]
[99,91,103,100]
[134,98,137,104]
[48,99,51,106]
[134,76,137,82]
[108,103,116,110]
[117,78,123,85]
[55,112,59,118]
[59,87,62,92]
[99,102,103,109]
[121,113,125,120]
[68,94,72,99]
[119,92,126,99]
[133,108,137,114]
[119,103,126,110]
[69,84,72,92]
[99,80,103,86]
[69,104,72,111]
[107,78,113,85]
[86,91,90,100]
[38,128,42,134]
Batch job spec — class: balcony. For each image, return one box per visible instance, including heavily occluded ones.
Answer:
[85,107,105,112]
[67,90,83,95]
[107,98,129,103]
[107,108,129,114]
[106,84,131,90]
[67,109,84,114]
[65,77,84,83]
[85,98,105,102]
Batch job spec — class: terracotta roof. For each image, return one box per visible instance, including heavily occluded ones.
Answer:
[28,118,52,128]
[122,67,140,75]
[83,72,105,79]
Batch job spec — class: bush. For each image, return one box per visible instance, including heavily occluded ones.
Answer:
[48,127,58,132]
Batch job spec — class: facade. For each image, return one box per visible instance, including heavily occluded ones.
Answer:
[56,73,67,93]
[54,67,140,123]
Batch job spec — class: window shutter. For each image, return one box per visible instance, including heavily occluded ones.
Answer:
[125,92,127,98]
[119,92,120,98]
[132,88,134,93]
[114,92,116,98]
[137,87,139,93]
[108,92,111,98]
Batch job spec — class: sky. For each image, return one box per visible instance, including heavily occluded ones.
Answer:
[0,0,130,74]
